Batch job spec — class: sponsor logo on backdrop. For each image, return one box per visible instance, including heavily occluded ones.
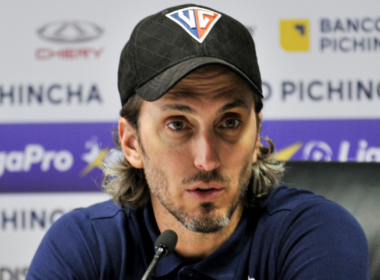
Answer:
[37,20,103,43]
[0,144,74,177]
[166,7,221,43]
[273,139,380,162]
[272,142,303,161]
[0,266,28,279]
[0,83,102,106]
[81,138,109,176]
[280,17,380,53]
[35,20,105,60]
[1,208,65,231]
[0,137,108,178]
[36,48,104,60]
[261,79,380,102]
[303,141,333,161]
[338,139,380,162]
[320,17,380,52]
[0,123,114,192]
[280,19,310,52]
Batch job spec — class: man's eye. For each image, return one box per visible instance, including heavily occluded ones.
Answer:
[168,121,186,130]
[223,119,240,128]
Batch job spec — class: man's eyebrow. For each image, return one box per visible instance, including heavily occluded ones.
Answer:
[218,98,251,114]
[160,104,198,114]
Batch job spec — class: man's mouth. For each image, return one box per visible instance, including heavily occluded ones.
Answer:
[187,183,224,202]
[196,188,214,192]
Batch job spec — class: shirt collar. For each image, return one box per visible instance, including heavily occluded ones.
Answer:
[143,201,259,279]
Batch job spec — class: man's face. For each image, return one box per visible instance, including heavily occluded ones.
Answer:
[136,66,260,233]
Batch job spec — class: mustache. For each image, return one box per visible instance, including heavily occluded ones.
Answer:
[181,170,231,185]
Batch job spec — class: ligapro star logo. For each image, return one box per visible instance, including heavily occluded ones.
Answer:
[81,138,108,176]
[166,7,221,43]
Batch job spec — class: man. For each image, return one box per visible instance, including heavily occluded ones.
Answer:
[27,4,369,279]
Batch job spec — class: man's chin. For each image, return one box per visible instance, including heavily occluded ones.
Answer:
[184,214,230,233]
[170,205,233,233]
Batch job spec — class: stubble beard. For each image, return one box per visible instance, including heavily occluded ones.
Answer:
[143,154,252,234]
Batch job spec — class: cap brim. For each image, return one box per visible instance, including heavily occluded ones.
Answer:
[135,57,262,101]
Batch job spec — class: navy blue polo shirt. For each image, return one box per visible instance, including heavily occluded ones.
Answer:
[26,186,369,279]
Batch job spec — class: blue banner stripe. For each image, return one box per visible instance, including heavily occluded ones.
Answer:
[1,120,379,192]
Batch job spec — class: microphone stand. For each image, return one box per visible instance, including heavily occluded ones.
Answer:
[141,246,166,280]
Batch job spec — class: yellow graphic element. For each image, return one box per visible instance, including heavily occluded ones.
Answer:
[80,149,108,177]
[273,142,303,161]
[280,20,310,52]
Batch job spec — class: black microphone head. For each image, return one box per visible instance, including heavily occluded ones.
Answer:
[154,230,178,257]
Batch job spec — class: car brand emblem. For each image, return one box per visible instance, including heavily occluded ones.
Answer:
[166,7,221,43]
[37,20,103,43]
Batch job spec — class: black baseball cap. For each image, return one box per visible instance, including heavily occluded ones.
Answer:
[118,4,262,106]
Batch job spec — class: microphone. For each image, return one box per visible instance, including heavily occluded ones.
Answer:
[141,230,178,280]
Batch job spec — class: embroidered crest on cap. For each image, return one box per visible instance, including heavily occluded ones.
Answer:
[166,7,221,43]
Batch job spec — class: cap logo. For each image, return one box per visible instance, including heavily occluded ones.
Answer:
[166,7,221,43]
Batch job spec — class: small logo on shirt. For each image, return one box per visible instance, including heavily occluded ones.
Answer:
[248,277,255,280]
[166,7,221,43]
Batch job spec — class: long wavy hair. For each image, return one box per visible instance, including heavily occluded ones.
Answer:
[102,69,284,208]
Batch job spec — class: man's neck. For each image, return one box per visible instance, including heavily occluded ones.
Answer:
[151,198,245,259]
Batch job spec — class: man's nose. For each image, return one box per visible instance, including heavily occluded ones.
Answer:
[193,131,221,171]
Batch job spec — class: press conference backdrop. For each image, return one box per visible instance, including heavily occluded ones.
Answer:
[1,0,379,278]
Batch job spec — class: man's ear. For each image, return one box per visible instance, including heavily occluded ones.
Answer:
[252,112,262,164]
[118,117,144,168]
